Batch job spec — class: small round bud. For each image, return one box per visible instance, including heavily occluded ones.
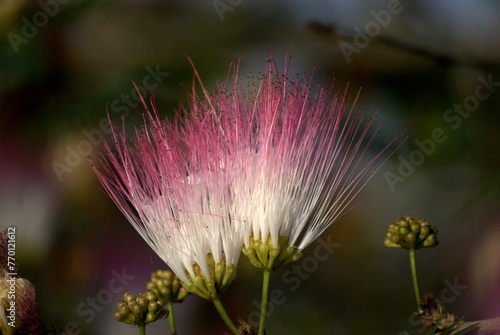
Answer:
[420,225,430,237]
[145,312,156,323]
[156,298,166,308]
[157,309,169,319]
[124,292,135,302]
[406,232,416,243]
[128,313,139,324]
[423,234,437,247]
[410,223,420,233]
[148,301,159,313]
[117,301,127,310]
[397,218,409,227]
[136,295,148,308]
[160,286,170,297]
[114,311,125,321]
[177,287,189,301]
[130,302,144,315]
[144,290,156,302]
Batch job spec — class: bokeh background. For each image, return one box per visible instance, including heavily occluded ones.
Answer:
[1,0,500,334]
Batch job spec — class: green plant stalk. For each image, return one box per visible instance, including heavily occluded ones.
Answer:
[139,324,146,335]
[212,295,239,335]
[167,301,177,335]
[409,248,421,311]
[258,269,272,335]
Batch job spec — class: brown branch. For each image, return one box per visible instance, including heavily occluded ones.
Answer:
[306,21,500,71]
[447,317,500,335]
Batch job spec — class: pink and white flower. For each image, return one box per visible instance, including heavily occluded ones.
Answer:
[92,55,406,286]
[199,57,406,269]
[91,91,243,299]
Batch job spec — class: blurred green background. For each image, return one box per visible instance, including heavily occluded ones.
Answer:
[1,0,500,334]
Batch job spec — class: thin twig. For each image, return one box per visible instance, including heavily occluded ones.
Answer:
[447,317,500,335]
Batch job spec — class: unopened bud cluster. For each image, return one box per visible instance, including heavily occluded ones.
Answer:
[384,216,438,250]
[146,270,189,303]
[114,291,168,325]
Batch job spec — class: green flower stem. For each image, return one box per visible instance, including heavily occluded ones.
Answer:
[167,301,177,335]
[409,247,421,311]
[212,295,238,335]
[258,269,272,335]
[139,325,146,335]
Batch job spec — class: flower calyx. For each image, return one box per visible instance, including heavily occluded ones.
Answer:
[242,235,302,270]
[183,253,237,300]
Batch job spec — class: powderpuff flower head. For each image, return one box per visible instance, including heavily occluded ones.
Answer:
[92,54,407,295]
[91,90,243,300]
[205,57,407,270]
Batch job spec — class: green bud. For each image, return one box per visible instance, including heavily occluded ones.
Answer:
[144,290,156,302]
[423,234,437,247]
[407,232,416,243]
[148,301,159,313]
[384,239,401,248]
[128,313,139,324]
[131,302,145,315]
[124,292,135,302]
[156,298,165,308]
[172,279,181,296]
[136,295,148,308]
[160,286,171,297]
[177,287,189,301]
[146,282,157,293]
[410,223,420,233]
[420,225,430,238]
[397,218,409,227]
[117,301,128,311]
[399,227,410,236]
[114,311,125,321]
[127,300,136,310]
[157,309,169,319]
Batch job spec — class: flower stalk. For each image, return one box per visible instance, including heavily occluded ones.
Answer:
[258,269,272,335]
[167,301,177,335]
[409,247,421,310]
[212,295,239,335]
